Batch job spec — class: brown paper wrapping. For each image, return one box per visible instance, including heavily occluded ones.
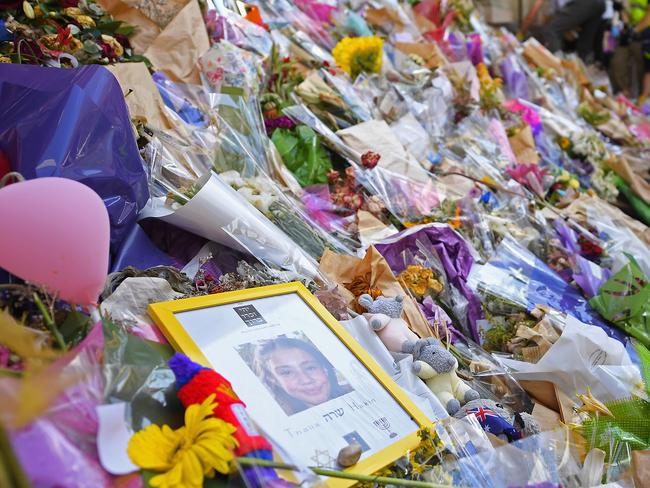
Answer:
[531,402,562,432]
[508,125,540,165]
[608,154,650,205]
[107,62,173,130]
[356,210,393,243]
[561,59,590,87]
[97,0,162,53]
[632,451,650,488]
[98,0,208,84]
[319,247,431,338]
[365,7,404,30]
[596,115,634,144]
[519,380,577,423]
[336,120,428,182]
[144,0,209,84]
[394,42,448,69]
[413,12,437,33]
[515,318,559,363]
[522,38,563,74]
[547,193,650,246]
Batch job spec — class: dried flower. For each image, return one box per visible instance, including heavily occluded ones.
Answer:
[63,7,96,28]
[398,265,444,298]
[361,151,381,169]
[327,169,340,184]
[344,272,383,313]
[576,387,614,417]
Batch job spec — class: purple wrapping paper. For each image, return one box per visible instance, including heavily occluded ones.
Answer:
[8,323,115,487]
[499,57,530,101]
[553,219,580,255]
[375,224,484,342]
[0,64,148,254]
[574,255,612,298]
[466,33,483,66]
[11,420,112,488]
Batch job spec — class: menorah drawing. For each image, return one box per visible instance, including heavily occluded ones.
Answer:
[373,417,397,438]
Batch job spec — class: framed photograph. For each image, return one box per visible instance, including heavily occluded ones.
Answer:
[148,282,430,486]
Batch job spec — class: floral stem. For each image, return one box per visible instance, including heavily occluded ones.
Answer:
[32,293,67,352]
[235,457,452,488]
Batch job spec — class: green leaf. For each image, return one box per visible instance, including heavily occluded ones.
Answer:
[42,24,57,35]
[57,309,92,348]
[96,21,124,33]
[271,125,332,187]
[115,24,135,36]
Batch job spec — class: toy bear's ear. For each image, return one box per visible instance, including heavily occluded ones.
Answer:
[358,294,373,309]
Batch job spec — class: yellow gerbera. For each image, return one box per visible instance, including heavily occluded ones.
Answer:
[128,394,238,488]
[332,36,383,79]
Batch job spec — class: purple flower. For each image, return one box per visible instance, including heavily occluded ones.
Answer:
[264,116,295,134]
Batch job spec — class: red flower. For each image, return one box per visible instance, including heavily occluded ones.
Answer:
[361,151,381,169]
[99,41,117,59]
[15,37,45,63]
[114,33,130,50]
[56,25,73,46]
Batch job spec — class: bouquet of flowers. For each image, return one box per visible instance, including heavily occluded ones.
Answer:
[0,0,142,66]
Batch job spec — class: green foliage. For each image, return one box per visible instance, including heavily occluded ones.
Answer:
[271,125,333,187]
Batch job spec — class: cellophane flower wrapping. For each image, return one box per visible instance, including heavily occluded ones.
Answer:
[468,236,627,343]
[375,223,485,343]
[0,64,149,253]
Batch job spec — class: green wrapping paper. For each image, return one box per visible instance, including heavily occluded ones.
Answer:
[589,256,650,348]
[580,341,650,460]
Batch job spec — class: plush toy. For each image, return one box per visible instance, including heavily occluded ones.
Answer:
[357,294,419,353]
[453,398,540,442]
[407,338,480,414]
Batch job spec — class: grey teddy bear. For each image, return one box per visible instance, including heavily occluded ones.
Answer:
[405,338,480,415]
[357,294,419,352]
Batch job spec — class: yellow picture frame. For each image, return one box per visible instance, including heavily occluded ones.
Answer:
[148,281,431,487]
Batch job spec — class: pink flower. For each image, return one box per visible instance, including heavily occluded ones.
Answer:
[507,164,547,196]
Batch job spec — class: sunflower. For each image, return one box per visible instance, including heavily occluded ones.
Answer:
[332,36,383,79]
[128,394,238,488]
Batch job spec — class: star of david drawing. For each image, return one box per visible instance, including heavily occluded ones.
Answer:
[310,449,335,468]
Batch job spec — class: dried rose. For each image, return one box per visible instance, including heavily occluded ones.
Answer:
[15,37,45,63]
[327,169,340,184]
[361,151,380,169]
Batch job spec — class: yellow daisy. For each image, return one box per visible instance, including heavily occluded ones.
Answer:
[128,394,238,488]
[332,36,383,79]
